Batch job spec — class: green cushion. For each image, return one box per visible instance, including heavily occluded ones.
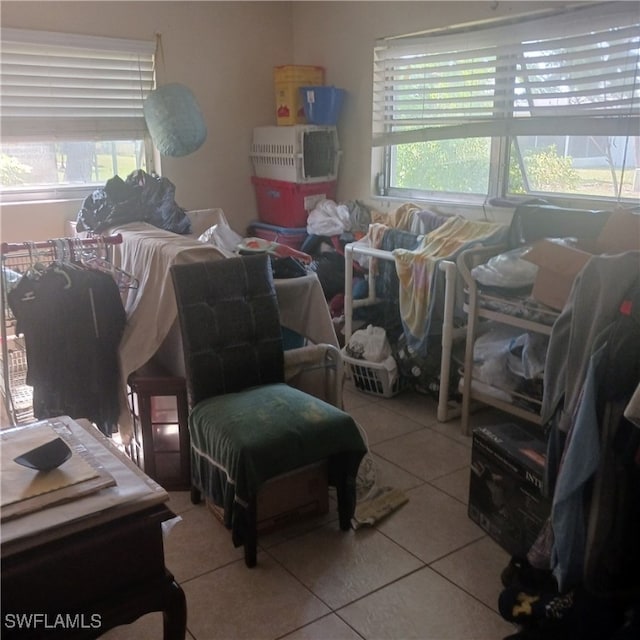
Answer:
[189,382,366,510]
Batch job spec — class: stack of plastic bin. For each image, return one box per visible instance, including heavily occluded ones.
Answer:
[249,124,340,247]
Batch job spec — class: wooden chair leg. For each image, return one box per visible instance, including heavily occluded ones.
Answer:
[162,577,188,640]
[335,472,356,531]
[244,498,258,568]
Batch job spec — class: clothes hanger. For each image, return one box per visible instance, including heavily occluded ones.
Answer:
[47,239,73,288]
[24,242,47,280]
[72,236,139,292]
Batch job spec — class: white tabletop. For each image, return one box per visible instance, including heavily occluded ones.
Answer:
[1,416,168,556]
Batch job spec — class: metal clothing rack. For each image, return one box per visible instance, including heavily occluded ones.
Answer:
[0,234,123,426]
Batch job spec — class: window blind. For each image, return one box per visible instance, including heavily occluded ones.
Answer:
[373,1,640,147]
[0,28,155,140]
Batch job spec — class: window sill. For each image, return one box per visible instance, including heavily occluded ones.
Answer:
[367,194,516,224]
[1,197,84,208]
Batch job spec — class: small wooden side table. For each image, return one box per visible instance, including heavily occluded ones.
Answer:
[127,361,190,491]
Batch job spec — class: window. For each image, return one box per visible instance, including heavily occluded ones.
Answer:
[0,28,155,202]
[373,2,640,207]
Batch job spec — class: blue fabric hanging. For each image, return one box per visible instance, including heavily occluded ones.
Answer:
[143,83,207,157]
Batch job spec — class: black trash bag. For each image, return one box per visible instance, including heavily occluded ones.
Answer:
[126,170,191,235]
[76,170,191,235]
[309,252,345,300]
[76,175,140,233]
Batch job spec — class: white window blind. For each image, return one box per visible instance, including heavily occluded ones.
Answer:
[373,1,640,147]
[0,28,155,140]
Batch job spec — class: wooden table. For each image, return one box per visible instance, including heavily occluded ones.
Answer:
[1,416,186,639]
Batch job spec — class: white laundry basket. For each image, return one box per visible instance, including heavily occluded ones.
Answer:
[341,349,403,398]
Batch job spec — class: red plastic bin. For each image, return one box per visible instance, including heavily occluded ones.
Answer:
[251,176,336,228]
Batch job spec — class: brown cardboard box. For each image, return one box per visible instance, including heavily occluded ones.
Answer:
[523,239,593,310]
[207,461,328,535]
[523,210,640,310]
[595,210,640,253]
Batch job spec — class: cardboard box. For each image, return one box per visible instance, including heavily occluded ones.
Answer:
[594,210,640,253]
[523,210,640,310]
[522,239,592,310]
[469,423,551,557]
[208,461,328,535]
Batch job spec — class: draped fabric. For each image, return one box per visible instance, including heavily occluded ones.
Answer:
[393,216,507,355]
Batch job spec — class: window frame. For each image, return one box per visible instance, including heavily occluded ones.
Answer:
[372,2,640,209]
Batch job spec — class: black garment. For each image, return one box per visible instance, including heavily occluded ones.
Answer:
[7,265,126,434]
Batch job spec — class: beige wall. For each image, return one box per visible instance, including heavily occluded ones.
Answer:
[0,1,561,243]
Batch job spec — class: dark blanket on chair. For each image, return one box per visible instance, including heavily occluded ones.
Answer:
[189,382,367,546]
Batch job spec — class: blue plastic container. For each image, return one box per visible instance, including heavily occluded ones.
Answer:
[300,86,345,125]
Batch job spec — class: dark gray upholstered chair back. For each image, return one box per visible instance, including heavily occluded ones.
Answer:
[171,254,285,407]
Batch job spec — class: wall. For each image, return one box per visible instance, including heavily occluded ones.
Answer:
[0,1,563,243]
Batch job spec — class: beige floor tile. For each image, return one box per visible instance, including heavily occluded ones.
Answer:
[380,390,440,426]
[430,466,472,504]
[181,553,330,640]
[167,490,197,515]
[347,402,424,446]
[163,504,244,583]
[372,428,470,481]
[426,417,473,448]
[368,452,424,493]
[280,613,364,640]
[343,387,380,411]
[268,524,423,610]
[338,566,515,639]
[431,536,511,611]
[376,483,485,564]
[257,505,338,549]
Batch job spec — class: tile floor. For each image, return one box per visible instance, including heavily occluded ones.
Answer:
[102,387,519,640]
